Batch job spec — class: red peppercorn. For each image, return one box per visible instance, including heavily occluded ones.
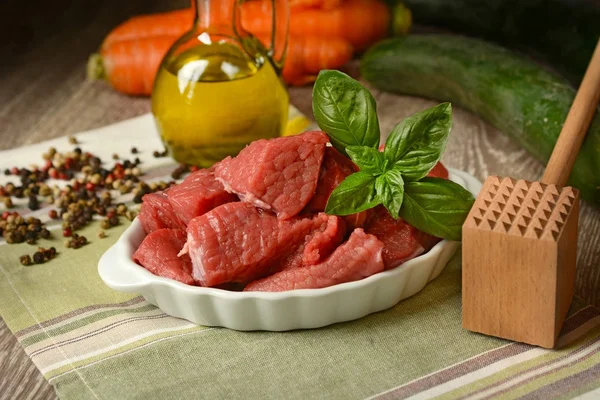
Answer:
[72,181,81,191]
[10,167,19,175]
[58,172,68,180]
[107,210,116,219]
[1,211,10,220]
[85,182,95,191]
[48,168,58,179]
[64,158,74,169]
[48,210,58,219]
[44,160,53,170]
[63,228,72,237]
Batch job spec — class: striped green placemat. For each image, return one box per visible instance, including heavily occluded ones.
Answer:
[1,115,599,399]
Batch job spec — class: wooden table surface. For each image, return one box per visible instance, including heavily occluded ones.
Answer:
[1,0,599,399]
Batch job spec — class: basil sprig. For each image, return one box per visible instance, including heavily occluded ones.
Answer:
[401,178,475,241]
[313,70,474,241]
[313,70,380,156]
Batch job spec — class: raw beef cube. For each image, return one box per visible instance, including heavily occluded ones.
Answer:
[279,214,346,271]
[304,147,367,228]
[138,191,185,234]
[301,215,346,266]
[132,229,195,285]
[244,229,385,292]
[306,147,357,212]
[181,202,337,286]
[428,162,449,179]
[214,131,328,220]
[167,167,237,225]
[364,206,440,269]
[342,211,368,230]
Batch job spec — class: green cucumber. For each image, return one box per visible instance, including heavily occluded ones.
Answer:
[360,35,600,207]
[397,0,600,84]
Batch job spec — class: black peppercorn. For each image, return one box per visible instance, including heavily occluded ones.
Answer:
[109,215,119,226]
[28,195,39,211]
[12,231,24,243]
[33,252,45,264]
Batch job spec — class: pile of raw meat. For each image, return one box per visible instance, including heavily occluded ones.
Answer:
[133,131,448,292]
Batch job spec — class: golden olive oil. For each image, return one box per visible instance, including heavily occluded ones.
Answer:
[152,42,289,167]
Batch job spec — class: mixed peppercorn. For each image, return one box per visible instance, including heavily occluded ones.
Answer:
[0,213,51,244]
[1,141,185,266]
[20,247,57,266]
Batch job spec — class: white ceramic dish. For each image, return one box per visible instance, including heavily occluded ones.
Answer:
[98,168,481,331]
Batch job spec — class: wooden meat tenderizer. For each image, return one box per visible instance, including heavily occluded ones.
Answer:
[462,40,600,348]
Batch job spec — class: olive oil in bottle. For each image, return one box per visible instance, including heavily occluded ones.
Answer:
[152,42,289,167]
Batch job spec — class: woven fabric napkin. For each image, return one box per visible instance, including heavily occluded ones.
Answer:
[1,115,600,400]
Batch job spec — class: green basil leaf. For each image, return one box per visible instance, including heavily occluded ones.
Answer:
[313,70,380,156]
[400,177,475,241]
[384,103,452,181]
[346,146,387,175]
[325,171,380,216]
[375,168,404,219]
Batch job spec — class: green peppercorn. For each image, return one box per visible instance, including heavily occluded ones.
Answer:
[1,197,13,208]
[100,219,111,230]
[125,211,136,221]
[116,204,127,215]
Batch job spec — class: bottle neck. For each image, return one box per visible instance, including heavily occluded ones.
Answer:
[194,0,235,30]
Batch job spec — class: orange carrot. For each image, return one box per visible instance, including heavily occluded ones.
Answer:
[242,0,390,51]
[89,36,176,96]
[289,0,343,10]
[89,34,353,95]
[258,34,353,85]
[101,0,387,52]
[102,9,192,49]
[99,1,332,49]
